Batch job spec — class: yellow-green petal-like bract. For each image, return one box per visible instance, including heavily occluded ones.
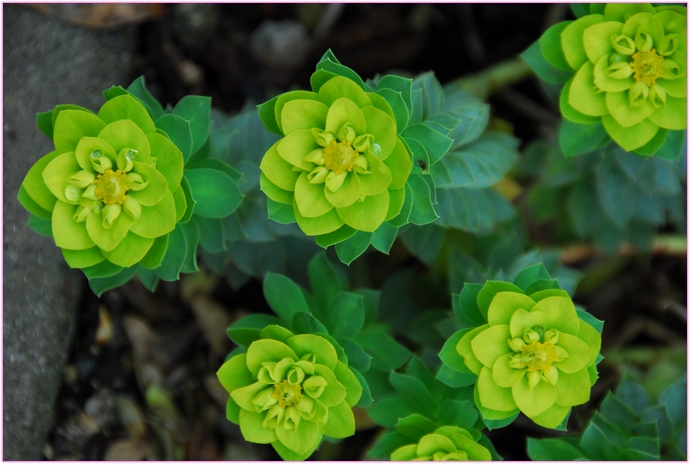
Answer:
[217,326,362,461]
[456,288,602,429]
[547,3,687,152]
[390,426,492,461]
[19,94,184,270]
[259,72,413,239]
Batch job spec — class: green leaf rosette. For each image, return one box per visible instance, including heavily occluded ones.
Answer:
[19,93,183,272]
[18,77,246,296]
[217,325,362,460]
[440,265,603,429]
[527,3,687,157]
[258,51,413,245]
[391,425,492,461]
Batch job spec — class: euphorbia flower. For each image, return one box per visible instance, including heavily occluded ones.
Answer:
[259,73,412,238]
[19,94,183,269]
[391,426,492,461]
[216,325,362,460]
[550,3,686,151]
[457,292,602,429]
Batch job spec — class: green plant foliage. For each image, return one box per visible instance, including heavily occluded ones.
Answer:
[258,50,413,255]
[519,139,686,253]
[256,51,520,265]
[19,76,245,296]
[523,3,687,158]
[195,106,322,289]
[527,374,687,460]
[439,265,603,429]
[225,252,412,410]
[216,325,363,460]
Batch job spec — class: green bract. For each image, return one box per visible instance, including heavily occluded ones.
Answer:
[217,325,362,460]
[457,290,602,429]
[538,3,687,153]
[19,94,183,270]
[259,66,412,240]
[391,426,492,461]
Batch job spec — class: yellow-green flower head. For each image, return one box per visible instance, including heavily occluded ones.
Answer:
[259,75,412,236]
[391,426,492,461]
[20,95,184,269]
[457,292,602,429]
[216,326,362,460]
[558,3,686,151]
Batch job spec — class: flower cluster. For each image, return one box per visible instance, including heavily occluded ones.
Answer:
[19,95,183,269]
[391,425,492,461]
[217,326,362,460]
[544,3,686,152]
[259,73,412,237]
[457,291,602,428]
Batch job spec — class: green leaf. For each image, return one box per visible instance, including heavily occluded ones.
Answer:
[371,221,398,254]
[654,130,686,161]
[324,292,365,339]
[88,266,137,297]
[431,132,518,189]
[527,437,586,460]
[36,110,54,138]
[195,216,225,253]
[354,329,411,372]
[559,120,610,156]
[292,311,328,335]
[407,174,438,225]
[82,259,123,280]
[126,76,164,120]
[316,53,367,91]
[367,396,417,428]
[521,41,573,85]
[154,224,187,282]
[257,95,281,135]
[27,214,52,237]
[267,198,296,224]
[185,168,243,219]
[455,284,485,326]
[539,21,573,71]
[476,281,524,321]
[390,372,439,419]
[227,314,283,347]
[437,364,478,388]
[399,224,445,265]
[136,266,159,292]
[513,263,552,292]
[376,75,413,116]
[172,95,211,155]
[375,88,409,131]
[179,219,200,273]
[263,272,310,323]
[156,113,193,162]
[337,337,371,372]
[402,123,453,165]
[335,231,372,265]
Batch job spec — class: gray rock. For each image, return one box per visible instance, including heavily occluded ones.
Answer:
[3,6,137,459]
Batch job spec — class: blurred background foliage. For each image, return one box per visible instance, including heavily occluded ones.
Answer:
[32,3,685,461]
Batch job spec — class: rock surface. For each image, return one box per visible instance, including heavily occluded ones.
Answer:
[3,6,137,459]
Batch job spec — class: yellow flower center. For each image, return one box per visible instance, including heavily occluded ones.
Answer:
[271,380,303,408]
[630,49,665,87]
[322,140,359,175]
[514,341,559,373]
[94,169,129,205]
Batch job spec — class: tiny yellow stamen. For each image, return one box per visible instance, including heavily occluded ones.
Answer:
[94,169,130,205]
[630,49,665,87]
[322,140,359,175]
[271,380,303,408]
[511,341,562,373]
